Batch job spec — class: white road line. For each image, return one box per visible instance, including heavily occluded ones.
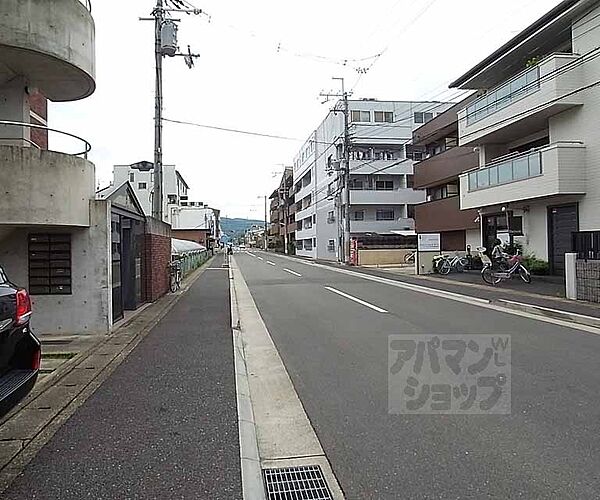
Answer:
[257,257,264,261]
[245,251,255,257]
[324,286,388,313]
[283,268,302,277]
[267,261,276,266]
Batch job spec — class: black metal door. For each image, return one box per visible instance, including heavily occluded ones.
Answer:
[548,204,578,275]
[111,214,123,322]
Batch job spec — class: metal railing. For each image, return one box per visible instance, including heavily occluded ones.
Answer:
[78,0,92,12]
[465,66,540,125]
[0,120,91,158]
[467,149,542,192]
[573,231,600,260]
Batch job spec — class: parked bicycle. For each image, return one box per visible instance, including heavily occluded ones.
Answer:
[168,260,182,292]
[436,253,469,275]
[478,246,531,285]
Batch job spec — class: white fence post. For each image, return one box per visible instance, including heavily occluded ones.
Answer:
[565,252,577,300]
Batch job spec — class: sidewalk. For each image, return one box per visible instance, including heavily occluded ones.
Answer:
[1,254,242,499]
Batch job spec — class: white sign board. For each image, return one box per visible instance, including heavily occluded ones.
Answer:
[417,233,441,252]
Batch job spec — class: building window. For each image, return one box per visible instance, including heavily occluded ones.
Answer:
[375,180,394,191]
[129,172,135,182]
[304,239,313,251]
[138,182,147,189]
[406,174,414,188]
[327,211,335,223]
[28,234,72,295]
[407,204,416,219]
[351,110,371,122]
[414,112,434,124]
[376,209,394,221]
[295,240,303,250]
[374,111,393,123]
[353,210,365,221]
[349,179,364,190]
[167,194,177,204]
[327,239,336,252]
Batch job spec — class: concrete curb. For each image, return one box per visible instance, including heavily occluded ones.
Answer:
[0,256,216,495]
[494,299,600,329]
[229,256,266,500]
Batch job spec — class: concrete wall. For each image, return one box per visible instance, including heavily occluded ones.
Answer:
[0,0,95,101]
[0,145,95,226]
[0,200,111,334]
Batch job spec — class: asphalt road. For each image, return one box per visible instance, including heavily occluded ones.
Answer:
[4,255,242,500]
[237,250,600,499]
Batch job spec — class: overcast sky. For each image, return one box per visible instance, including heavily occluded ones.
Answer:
[53,0,561,219]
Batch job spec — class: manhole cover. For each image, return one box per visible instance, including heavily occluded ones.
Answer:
[263,465,333,500]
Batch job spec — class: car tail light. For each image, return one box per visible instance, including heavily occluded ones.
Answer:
[15,289,32,325]
[32,349,41,370]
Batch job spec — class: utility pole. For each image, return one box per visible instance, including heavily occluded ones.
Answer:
[152,0,164,220]
[320,77,351,264]
[142,1,202,221]
[264,195,268,251]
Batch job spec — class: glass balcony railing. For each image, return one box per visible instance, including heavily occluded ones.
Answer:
[467,150,542,192]
[465,66,540,125]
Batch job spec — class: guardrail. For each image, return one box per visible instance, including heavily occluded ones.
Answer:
[0,120,91,158]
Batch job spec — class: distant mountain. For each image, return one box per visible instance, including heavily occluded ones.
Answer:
[220,218,264,239]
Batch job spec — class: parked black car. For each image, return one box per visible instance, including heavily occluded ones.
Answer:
[0,265,40,417]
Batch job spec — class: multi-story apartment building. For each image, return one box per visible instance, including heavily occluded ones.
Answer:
[293,99,453,260]
[412,95,481,251]
[269,168,294,253]
[113,161,189,224]
[450,0,599,274]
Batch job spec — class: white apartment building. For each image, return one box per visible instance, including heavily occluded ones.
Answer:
[293,99,453,260]
[451,0,600,274]
[113,162,189,224]
[111,163,220,240]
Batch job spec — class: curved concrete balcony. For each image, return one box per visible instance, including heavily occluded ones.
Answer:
[0,144,95,227]
[0,0,96,101]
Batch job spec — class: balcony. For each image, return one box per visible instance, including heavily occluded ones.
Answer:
[350,218,414,234]
[414,147,479,189]
[350,189,425,205]
[349,159,413,175]
[458,53,583,145]
[0,145,94,227]
[415,196,479,233]
[0,0,96,101]
[459,142,585,210]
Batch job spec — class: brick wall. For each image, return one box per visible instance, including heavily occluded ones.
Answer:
[143,218,172,302]
[29,91,48,149]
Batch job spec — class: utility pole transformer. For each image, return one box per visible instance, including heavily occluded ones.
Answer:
[142,0,202,221]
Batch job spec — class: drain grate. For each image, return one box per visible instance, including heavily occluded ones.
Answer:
[263,465,333,500]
